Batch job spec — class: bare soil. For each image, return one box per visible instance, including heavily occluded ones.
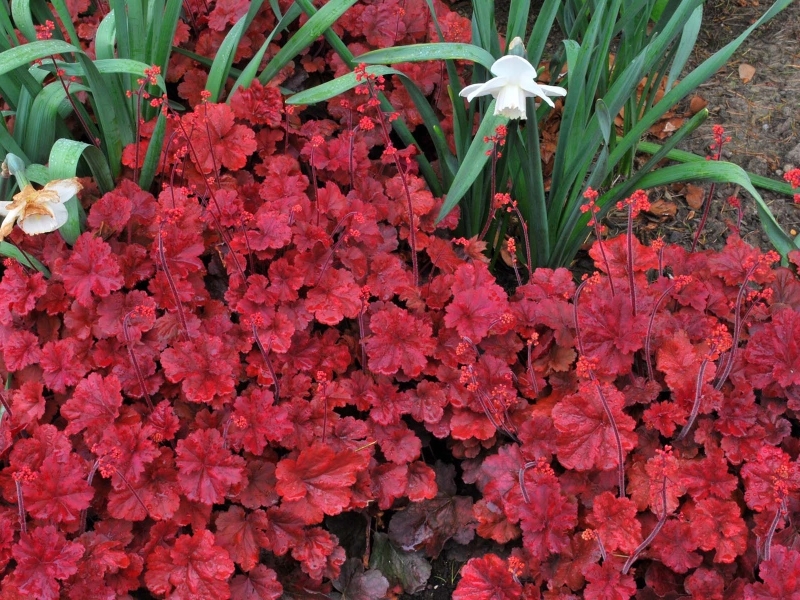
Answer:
[662,0,800,251]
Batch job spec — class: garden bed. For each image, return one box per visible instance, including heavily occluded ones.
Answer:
[0,1,799,599]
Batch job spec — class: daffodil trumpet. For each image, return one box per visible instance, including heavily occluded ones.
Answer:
[0,154,82,243]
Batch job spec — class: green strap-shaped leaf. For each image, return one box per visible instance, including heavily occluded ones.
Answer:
[506,0,531,45]
[229,3,301,98]
[49,0,80,45]
[621,161,794,257]
[258,0,359,84]
[25,81,89,163]
[94,11,117,61]
[0,120,28,161]
[48,139,115,244]
[0,241,49,275]
[636,139,799,197]
[0,39,78,75]
[436,102,508,223]
[138,110,166,190]
[287,65,397,105]
[356,43,496,71]
[205,0,264,102]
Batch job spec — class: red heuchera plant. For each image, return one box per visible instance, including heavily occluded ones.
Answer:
[2,1,800,598]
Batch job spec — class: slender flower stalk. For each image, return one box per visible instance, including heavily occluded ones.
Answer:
[691,125,729,252]
[623,448,671,574]
[581,188,615,298]
[157,222,190,339]
[354,64,419,287]
[251,318,280,400]
[762,500,786,562]
[123,308,155,411]
[713,253,778,390]
[617,190,651,317]
[573,276,626,497]
[675,323,731,442]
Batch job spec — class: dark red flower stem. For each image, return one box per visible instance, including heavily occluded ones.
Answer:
[14,480,26,534]
[763,500,786,562]
[251,324,279,400]
[623,465,668,574]
[574,279,626,497]
[644,283,676,380]
[526,341,539,398]
[122,311,155,411]
[691,130,726,252]
[626,201,637,316]
[674,358,710,442]
[157,225,190,339]
[713,262,758,390]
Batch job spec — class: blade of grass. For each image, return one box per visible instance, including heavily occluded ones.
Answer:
[25,81,88,163]
[138,110,166,190]
[0,241,49,275]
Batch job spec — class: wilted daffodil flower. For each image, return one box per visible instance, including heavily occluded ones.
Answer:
[460,38,567,120]
[0,177,82,242]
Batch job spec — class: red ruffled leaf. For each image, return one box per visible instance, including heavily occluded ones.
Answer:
[61,373,123,438]
[583,558,636,600]
[452,554,522,600]
[276,445,370,524]
[214,506,269,571]
[176,428,246,505]
[743,546,800,599]
[161,335,239,404]
[145,529,234,599]
[58,233,124,307]
[552,382,637,472]
[11,525,84,600]
[587,492,641,553]
[24,452,93,525]
[230,564,283,600]
[365,303,435,377]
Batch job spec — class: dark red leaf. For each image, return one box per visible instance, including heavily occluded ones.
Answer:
[452,554,522,600]
[176,428,246,505]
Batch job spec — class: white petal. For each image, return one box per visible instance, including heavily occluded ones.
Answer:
[538,84,567,98]
[462,77,509,102]
[19,213,61,235]
[51,201,69,228]
[495,85,527,120]
[519,78,548,98]
[43,179,81,203]
[0,210,19,238]
[519,79,555,108]
[459,83,485,98]
[0,201,11,216]
[490,55,538,81]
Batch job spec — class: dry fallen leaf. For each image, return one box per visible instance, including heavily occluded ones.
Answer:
[688,95,708,115]
[685,184,706,210]
[738,63,756,83]
[647,199,678,219]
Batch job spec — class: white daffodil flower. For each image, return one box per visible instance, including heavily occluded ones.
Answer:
[0,178,82,242]
[460,53,567,120]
